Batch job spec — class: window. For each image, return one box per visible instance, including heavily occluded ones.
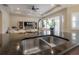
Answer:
[54,16,60,33]
[43,20,47,28]
[72,13,79,29]
[42,15,64,35]
[43,18,55,29]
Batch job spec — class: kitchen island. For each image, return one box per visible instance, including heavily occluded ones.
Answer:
[0,31,79,55]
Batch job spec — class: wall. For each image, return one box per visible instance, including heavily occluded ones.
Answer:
[0,6,10,34]
[66,5,79,32]
[0,12,2,33]
[9,14,40,28]
[0,6,10,46]
[53,5,79,32]
[2,9,9,33]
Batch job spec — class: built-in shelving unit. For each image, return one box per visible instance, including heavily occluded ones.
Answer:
[18,21,37,29]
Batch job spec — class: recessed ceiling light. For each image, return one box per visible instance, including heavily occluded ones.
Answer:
[17,8,20,10]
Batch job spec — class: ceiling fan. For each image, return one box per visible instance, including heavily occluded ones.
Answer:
[32,5,39,11]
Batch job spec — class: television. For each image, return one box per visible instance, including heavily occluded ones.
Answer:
[24,22,33,26]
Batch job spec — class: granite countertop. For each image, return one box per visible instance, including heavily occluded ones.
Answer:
[0,31,79,55]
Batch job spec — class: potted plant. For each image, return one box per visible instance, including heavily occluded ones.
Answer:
[47,20,55,35]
